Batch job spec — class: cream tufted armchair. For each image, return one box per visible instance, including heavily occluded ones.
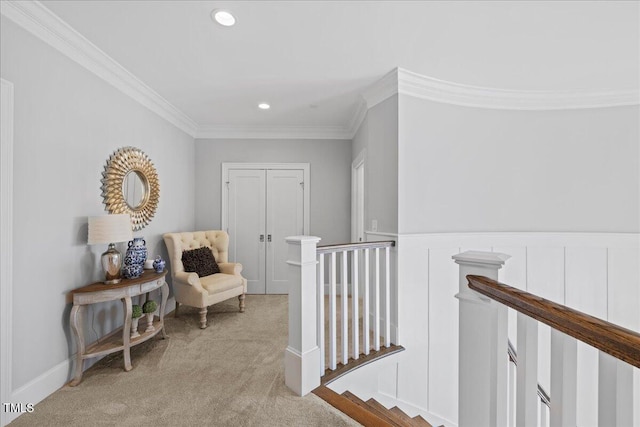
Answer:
[163,230,247,329]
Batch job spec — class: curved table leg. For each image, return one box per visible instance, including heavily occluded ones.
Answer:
[69,304,85,386]
[160,280,169,339]
[122,296,132,372]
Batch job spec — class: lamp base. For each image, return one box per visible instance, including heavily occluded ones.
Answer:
[101,243,123,284]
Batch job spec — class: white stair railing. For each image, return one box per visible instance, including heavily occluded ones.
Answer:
[453,250,640,427]
[316,240,395,374]
[285,236,395,396]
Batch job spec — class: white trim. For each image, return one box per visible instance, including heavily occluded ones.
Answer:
[362,68,400,110]
[346,99,368,139]
[5,357,71,425]
[351,150,366,243]
[365,230,399,238]
[395,231,640,248]
[221,163,311,236]
[0,0,198,137]
[196,125,352,140]
[362,67,640,111]
[0,78,14,427]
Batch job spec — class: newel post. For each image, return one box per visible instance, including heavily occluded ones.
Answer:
[453,251,511,427]
[285,236,321,396]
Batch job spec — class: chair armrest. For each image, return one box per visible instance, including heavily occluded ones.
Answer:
[174,271,205,293]
[218,262,243,276]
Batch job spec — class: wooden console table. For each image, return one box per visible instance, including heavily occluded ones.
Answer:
[69,270,168,386]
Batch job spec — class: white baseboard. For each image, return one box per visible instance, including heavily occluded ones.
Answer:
[3,296,177,426]
[6,357,71,425]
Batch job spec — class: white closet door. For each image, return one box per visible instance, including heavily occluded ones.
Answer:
[266,169,304,294]
[228,169,266,294]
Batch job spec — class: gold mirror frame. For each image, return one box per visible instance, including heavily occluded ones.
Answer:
[101,147,160,231]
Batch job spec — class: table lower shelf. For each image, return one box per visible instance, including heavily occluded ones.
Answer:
[82,316,164,360]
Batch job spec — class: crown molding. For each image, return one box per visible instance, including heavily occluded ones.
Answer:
[346,98,368,139]
[196,125,352,140]
[1,0,198,137]
[361,68,400,110]
[362,67,640,111]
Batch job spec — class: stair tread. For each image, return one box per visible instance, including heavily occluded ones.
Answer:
[411,415,433,427]
[315,386,435,427]
[389,407,424,426]
[312,386,394,427]
[358,397,399,425]
[365,400,415,426]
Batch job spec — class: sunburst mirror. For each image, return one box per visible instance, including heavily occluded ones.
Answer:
[101,147,160,231]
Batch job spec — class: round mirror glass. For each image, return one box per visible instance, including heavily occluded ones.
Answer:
[101,146,160,231]
[122,170,147,209]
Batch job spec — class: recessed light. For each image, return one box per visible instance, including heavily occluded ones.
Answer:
[211,9,236,27]
[258,103,270,110]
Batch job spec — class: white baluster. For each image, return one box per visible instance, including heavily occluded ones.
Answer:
[516,313,539,427]
[341,250,348,365]
[384,246,391,347]
[352,249,359,360]
[540,401,548,427]
[363,248,370,355]
[329,252,337,370]
[374,247,380,351]
[598,351,633,427]
[317,253,325,376]
[508,362,516,427]
[549,330,577,427]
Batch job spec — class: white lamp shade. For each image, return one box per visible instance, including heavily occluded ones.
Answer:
[88,214,133,245]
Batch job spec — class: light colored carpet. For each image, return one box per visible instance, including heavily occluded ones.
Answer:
[10,295,360,427]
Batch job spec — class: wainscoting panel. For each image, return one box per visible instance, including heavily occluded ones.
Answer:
[393,232,639,427]
[566,247,608,426]
[426,247,459,422]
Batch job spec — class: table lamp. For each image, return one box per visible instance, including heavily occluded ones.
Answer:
[88,214,133,284]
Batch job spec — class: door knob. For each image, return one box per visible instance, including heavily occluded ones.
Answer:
[260,234,264,242]
[267,234,272,242]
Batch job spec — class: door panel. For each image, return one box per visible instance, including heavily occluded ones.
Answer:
[228,169,266,294]
[266,170,304,294]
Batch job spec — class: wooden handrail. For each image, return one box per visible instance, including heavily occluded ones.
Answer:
[467,275,640,369]
[316,240,395,254]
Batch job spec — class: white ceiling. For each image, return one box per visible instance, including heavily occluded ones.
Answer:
[41,0,640,136]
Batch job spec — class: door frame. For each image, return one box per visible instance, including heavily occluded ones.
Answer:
[1,78,15,427]
[351,150,365,243]
[221,163,310,236]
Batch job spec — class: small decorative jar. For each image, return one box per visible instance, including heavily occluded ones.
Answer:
[123,237,147,278]
[122,264,143,279]
[152,256,165,273]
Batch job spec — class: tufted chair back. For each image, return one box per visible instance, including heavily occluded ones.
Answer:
[163,230,229,276]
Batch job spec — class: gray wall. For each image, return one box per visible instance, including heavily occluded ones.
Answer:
[398,95,640,233]
[194,138,352,245]
[352,95,399,234]
[1,17,195,390]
